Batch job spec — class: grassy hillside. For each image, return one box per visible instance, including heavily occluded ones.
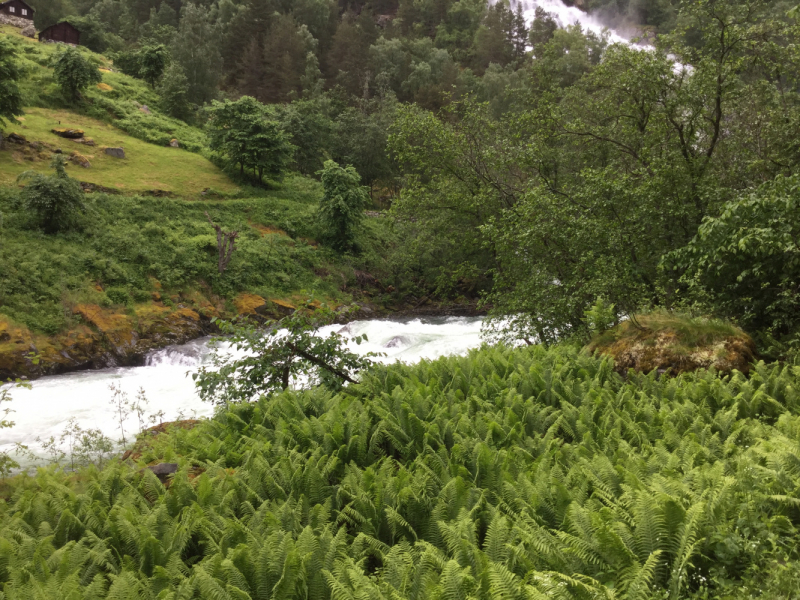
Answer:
[0,26,233,196]
[1,345,799,598]
[0,107,236,196]
[0,28,373,377]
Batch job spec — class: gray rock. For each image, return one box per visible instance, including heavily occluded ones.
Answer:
[105,147,126,159]
[21,25,35,38]
[170,138,179,148]
[147,462,179,482]
[385,335,408,348]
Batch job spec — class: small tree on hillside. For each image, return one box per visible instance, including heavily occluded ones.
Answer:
[138,45,169,87]
[316,160,368,252]
[158,62,192,121]
[206,96,293,183]
[53,48,102,103]
[0,39,24,148]
[18,155,86,233]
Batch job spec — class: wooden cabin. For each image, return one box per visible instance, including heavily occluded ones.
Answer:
[0,0,34,20]
[39,22,81,45]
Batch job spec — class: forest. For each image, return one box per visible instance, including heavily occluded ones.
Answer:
[1,0,800,597]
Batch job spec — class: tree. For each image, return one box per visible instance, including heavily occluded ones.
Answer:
[193,306,379,405]
[206,96,293,183]
[18,155,86,234]
[171,2,222,105]
[315,160,368,252]
[52,47,102,103]
[138,44,168,87]
[157,61,192,121]
[331,97,399,195]
[0,39,23,149]
[666,174,800,338]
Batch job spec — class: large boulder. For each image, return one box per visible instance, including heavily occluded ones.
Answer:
[586,312,757,376]
[105,147,126,159]
[69,151,91,168]
[52,128,84,139]
[21,24,35,38]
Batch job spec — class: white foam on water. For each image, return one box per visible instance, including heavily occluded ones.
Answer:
[0,317,485,464]
[516,0,631,46]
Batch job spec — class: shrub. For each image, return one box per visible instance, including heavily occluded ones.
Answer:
[17,155,85,234]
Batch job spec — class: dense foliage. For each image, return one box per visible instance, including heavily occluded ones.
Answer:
[2,346,800,597]
[668,174,800,342]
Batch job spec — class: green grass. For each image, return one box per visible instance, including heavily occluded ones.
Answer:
[591,310,747,350]
[1,344,800,598]
[0,178,351,335]
[0,107,236,196]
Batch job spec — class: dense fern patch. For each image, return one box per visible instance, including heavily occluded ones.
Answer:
[2,345,800,598]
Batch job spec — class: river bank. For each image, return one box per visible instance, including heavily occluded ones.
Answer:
[0,292,485,381]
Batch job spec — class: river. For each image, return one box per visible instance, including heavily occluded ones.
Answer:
[0,317,485,463]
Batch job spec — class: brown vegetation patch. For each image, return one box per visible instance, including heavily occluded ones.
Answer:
[250,222,288,237]
[587,312,757,376]
[234,292,268,315]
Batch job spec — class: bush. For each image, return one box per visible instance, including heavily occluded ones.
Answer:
[668,174,800,338]
[17,155,85,234]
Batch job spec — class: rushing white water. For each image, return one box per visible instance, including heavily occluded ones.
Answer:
[0,317,484,463]
[516,0,631,46]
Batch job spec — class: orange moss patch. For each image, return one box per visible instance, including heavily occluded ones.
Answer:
[234,292,267,315]
[250,222,288,237]
[270,298,297,310]
[587,312,757,376]
[96,83,113,91]
[74,304,136,349]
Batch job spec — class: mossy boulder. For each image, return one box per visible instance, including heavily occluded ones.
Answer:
[586,312,757,376]
[51,128,85,139]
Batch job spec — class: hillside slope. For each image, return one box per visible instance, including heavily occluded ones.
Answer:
[0,107,236,196]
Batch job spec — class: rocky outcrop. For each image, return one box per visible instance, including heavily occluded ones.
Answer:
[52,128,85,139]
[586,313,757,376]
[0,300,217,381]
[105,147,126,159]
[20,24,35,38]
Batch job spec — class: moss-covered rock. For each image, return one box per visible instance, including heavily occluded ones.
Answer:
[586,312,757,375]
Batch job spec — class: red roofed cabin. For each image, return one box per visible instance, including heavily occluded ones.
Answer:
[0,0,34,20]
[39,22,81,45]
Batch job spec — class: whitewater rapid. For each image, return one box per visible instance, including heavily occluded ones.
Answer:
[516,0,631,45]
[0,317,484,463]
